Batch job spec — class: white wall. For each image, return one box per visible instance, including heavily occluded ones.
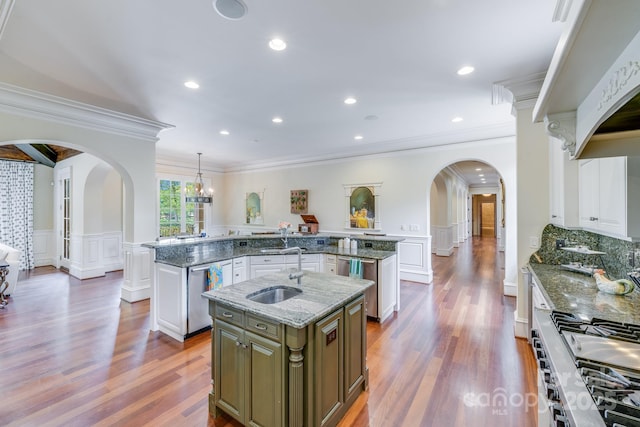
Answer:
[221,136,518,288]
[515,105,550,337]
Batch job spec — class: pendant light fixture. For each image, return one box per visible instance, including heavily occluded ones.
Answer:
[186,153,213,203]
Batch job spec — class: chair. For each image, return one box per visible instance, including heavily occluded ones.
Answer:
[0,243,21,296]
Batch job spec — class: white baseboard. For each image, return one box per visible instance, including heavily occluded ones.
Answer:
[121,284,150,303]
[503,279,517,297]
[400,270,432,284]
[513,310,528,339]
[69,265,106,280]
[435,247,454,256]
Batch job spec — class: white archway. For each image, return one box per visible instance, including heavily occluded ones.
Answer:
[0,86,172,302]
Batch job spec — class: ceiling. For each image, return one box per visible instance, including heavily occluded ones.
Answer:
[0,0,563,177]
[0,143,82,167]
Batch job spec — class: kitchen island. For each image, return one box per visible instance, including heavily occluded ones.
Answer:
[203,270,374,427]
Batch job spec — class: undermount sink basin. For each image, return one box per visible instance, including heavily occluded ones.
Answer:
[246,285,302,304]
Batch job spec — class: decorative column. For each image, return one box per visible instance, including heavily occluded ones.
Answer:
[286,327,307,427]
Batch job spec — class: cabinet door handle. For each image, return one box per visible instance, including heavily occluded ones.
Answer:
[551,215,557,218]
[222,312,233,318]
[264,259,271,262]
[255,323,268,330]
[589,217,598,221]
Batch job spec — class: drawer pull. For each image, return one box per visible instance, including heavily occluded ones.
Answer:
[255,323,268,330]
[222,312,234,318]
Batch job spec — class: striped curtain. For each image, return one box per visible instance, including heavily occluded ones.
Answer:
[0,161,34,270]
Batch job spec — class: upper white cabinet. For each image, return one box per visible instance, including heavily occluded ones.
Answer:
[549,138,579,228]
[578,156,640,240]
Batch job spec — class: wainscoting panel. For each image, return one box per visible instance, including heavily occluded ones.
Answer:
[397,236,432,284]
[68,231,124,280]
[432,225,454,257]
[33,229,55,267]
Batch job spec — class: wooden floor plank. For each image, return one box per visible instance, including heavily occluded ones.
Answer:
[0,237,536,426]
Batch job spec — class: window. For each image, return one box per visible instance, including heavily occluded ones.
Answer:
[159,178,207,237]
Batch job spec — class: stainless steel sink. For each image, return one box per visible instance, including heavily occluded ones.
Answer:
[246,285,302,304]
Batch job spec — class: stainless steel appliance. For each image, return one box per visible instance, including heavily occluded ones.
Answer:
[187,260,232,335]
[533,309,640,426]
[337,256,378,319]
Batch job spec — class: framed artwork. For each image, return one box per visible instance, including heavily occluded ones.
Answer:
[343,183,382,230]
[245,191,264,225]
[290,189,308,214]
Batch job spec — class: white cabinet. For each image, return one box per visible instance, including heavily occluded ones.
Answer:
[249,255,286,278]
[156,263,187,341]
[285,253,321,272]
[249,254,321,279]
[232,256,247,284]
[578,156,640,239]
[549,139,579,228]
[378,255,397,322]
[324,254,336,275]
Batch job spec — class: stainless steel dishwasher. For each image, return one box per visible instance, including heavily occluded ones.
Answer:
[187,260,232,335]
[337,256,378,319]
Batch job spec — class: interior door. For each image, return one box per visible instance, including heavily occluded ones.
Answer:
[57,168,71,270]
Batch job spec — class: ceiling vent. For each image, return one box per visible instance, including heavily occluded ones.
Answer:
[213,0,247,20]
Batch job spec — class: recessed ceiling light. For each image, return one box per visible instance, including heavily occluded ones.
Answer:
[475,168,482,171]
[451,116,463,123]
[272,117,283,124]
[479,174,484,177]
[220,130,230,135]
[354,135,363,140]
[344,97,357,105]
[213,0,247,20]
[184,81,200,89]
[269,38,287,51]
[457,66,475,76]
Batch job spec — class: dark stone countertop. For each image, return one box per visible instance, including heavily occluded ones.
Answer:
[203,271,373,328]
[154,245,397,268]
[529,263,640,324]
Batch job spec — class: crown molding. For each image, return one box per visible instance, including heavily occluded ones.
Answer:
[217,122,515,173]
[0,83,174,142]
[552,0,574,23]
[492,72,547,114]
[0,0,15,41]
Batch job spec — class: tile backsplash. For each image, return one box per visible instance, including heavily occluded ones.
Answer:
[531,224,635,280]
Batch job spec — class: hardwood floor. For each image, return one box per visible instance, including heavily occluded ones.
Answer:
[0,237,536,426]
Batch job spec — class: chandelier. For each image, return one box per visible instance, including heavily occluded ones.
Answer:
[185,153,213,204]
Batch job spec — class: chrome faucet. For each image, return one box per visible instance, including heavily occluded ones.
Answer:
[280,246,303,285]
[279,227,289,248]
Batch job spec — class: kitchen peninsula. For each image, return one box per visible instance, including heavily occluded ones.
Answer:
[144,234,401,341]
[203,270,373,427]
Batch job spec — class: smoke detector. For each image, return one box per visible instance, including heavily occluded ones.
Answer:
[213,0,247,20]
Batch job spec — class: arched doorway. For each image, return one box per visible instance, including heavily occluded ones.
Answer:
[0,90,170,303]
[429,159,507,285]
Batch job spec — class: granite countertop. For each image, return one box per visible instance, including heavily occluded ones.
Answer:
[202,271,373,328]
[156,245,396,268]
[529,263,640,324]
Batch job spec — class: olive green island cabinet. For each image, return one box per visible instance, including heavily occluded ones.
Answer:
[203,271,373,427]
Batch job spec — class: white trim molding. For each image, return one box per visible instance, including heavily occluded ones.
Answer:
[0,83,174,142]
[33,229,55,267]
[122,242,152,302]
[503,278,517,297]
[432,225,454,257]
[398,236,432,284]
[67,231,124,280]
[0,0,15,41]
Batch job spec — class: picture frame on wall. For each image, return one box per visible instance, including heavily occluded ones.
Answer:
[245,191,264,225]
[290,189,308,214]
[343,182,382,230]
